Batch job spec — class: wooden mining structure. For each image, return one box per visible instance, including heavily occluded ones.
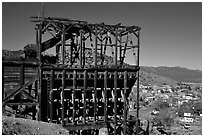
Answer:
[2,16,141,135]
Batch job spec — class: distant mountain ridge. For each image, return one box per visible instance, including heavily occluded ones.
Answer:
[2,49,202,85]
[140,66,202,83]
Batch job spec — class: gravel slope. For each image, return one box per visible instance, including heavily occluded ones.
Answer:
[2,116,69,135]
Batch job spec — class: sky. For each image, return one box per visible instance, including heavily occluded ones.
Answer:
[2,2,202,70]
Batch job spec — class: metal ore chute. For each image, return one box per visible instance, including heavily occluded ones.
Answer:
[2,16,141,135]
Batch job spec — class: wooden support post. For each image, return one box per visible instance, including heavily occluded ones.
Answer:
[33,78,38,120]
[137,31,140,67]
[123,71,127,134]
[136,31,140,135]
[38,69,43,121]
[56,45,60,64]
[2,65,4,100]
[2,64,5,112]
[83,70,87,124]
[119,34,123,65]
[104,71,108,123]
[94,70,98,123]
[28,85,32,95]
[46,78,50,121]
[70,38,73,66]
[61,70,65,126]
[15,64,24,104]
[82,38,86,67]
[61,26,65,65]
[37,24,42,63]
[34,80,38,99]
[79,32,83,67]
[94,27,98,66]
[72,70,76,124]
[37,24,42,121]
[20,65,25,87]
[114,71,118,135]
[35,27,38,51]
[100,35,103,63]
[49,70,54,123]
[114,30,118,66]
[122,33,128,63]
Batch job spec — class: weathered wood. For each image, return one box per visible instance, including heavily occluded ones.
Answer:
[5,102,38,105]
[26,16,141,133]
[104,71,108,123]
[2,65,5,101]
[72,70,77,124]
[79,32,83,67]
[114,30,118,66]
[13,64,24,104]
[49,70,54,123]
[82,38,86,67]
[21,90,37,103]
[61,70,66,126]
[83,70,87,123]
[3,76,38,106]
[61,25,65,64]
[94,27,97,66]
[114,71,118,135]
[64,123,106,131]
[119,35,122,64]
[136,31,140,135]
[41,67,140,72]
[123,71,127,134]
[94,70,97,123]
[2,61,39,67]
[34,80,38,99]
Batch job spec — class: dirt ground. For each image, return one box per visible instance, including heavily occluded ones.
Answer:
[2,116,69,135]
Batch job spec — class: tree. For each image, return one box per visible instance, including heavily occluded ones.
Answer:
[152,99,169,111]
[177,102,194,117]
[24,44,38,58]
[151,99,174,128]
[193,101,202,115]
[152,108,174,128]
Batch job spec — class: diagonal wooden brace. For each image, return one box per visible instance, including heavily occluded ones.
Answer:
[3,76,38,106]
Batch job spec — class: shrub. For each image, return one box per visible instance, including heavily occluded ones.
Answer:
[24,44,38,58]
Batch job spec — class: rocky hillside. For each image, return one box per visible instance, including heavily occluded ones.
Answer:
[139,69,178,86]
[2,116,69,135]
[2,49,24,61]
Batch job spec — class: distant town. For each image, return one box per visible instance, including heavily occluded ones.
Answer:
[129,82,202,135]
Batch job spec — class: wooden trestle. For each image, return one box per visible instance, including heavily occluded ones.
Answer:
[2,16,141,134]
